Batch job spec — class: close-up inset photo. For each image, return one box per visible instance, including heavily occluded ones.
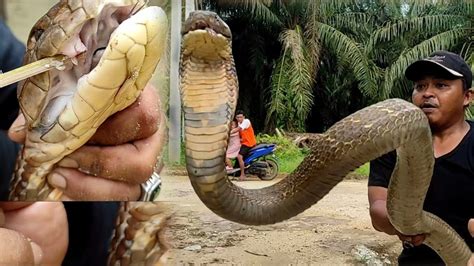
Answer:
[1,0,168,201]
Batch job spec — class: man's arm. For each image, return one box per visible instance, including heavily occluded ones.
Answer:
[368,152,426,246]
[239,119,250,130]
[368,186,399,235]
[230,127,240,134]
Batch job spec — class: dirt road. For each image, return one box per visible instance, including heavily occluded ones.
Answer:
[158,173,401,265]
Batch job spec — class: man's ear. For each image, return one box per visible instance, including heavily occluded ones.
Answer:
[464,88,474,107]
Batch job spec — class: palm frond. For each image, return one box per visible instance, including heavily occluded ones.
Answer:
[317,22,378,98]
[371,14,467,46]
[266,52,291,128]
[382,28,471,98]
[304,0,321,79]
[405,0,473,16]
[326,12,371,28]
[216,0,283,26]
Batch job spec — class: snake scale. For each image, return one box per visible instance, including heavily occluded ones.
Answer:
[180,11,473,265]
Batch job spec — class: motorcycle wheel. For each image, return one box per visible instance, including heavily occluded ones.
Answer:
[260,159,279,180]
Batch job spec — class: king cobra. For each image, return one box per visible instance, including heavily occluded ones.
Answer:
[180,11,473,264]
[9,0,167,201]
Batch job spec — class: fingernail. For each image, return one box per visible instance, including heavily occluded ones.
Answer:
[48,173,67,190]
[29,241,43,266]
[58,157,79,168]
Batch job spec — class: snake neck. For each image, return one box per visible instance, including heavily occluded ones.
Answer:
[9,146,56,200]
[181,56,233,80]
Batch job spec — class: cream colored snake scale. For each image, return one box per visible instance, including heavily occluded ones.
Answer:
[2,0,171,265]
[180,11,473,265]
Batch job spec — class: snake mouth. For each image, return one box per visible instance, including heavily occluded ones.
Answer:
[181,11,232,61]
[68,3,146,75]
[36,2,149,132]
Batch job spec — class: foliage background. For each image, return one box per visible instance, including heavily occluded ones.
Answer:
[200,0,473,133]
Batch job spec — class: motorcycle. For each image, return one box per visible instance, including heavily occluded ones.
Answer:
[227,143,279,180]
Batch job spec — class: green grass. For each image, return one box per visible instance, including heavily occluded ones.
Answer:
[257,134,371,176]
[279,153,306,173]
[257,134,309,174]
[355,163,370,176]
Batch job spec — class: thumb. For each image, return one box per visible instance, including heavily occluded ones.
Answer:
[468,219,474,238]
[0,228,43,265]
[8,114,26,143]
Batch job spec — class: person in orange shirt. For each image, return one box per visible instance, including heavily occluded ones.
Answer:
[231,110,257,180]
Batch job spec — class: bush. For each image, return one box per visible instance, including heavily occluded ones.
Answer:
[256,134,309,173]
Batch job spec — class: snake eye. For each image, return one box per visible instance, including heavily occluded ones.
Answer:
[34,29,44,41]
[92,47,106,69]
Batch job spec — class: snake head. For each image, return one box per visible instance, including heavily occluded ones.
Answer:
[181,11,232,60]
[182,10,231,39]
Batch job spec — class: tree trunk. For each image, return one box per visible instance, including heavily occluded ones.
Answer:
[168,0,183,163]
[185,0,195,18]
[0,0,6,21]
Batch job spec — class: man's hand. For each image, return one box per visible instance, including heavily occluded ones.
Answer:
[0,202,68,265]
[369,186,427,247]
[8,83,166,200]
[468,254,474,266]
[396,232,426,247]
[468,218,474,237]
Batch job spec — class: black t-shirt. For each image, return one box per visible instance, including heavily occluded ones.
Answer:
[369,120,474,264]
[62,202,120,266]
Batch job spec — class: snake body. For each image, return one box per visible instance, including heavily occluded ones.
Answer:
[180,11,472,264]
[108,202,170,265]
[9,0,167,201]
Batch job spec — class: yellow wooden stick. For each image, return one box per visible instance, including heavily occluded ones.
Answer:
[0,55,71,88]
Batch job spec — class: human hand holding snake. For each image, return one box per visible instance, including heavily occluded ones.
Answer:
[8,83,165,201]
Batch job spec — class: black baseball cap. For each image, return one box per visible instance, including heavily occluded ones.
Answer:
[405,50,472,88]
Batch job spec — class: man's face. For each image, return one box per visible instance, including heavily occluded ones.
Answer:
[411,76,471,129]
[236,114,244,123]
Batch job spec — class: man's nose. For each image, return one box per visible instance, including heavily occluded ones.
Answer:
[422,84,436,97]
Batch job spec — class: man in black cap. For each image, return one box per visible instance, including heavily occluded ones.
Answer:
[368,50,474,265]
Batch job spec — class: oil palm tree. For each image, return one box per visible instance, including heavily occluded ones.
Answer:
[370,0,473,100]
[205,0,473,130]
[213,0,380,131]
